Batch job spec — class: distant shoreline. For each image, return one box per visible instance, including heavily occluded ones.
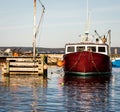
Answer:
[0,46,119,54]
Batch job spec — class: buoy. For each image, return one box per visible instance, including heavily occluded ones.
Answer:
[13,52,19,57]
[57,60,65,67]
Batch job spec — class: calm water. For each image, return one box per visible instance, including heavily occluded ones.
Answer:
[0,66,120,112]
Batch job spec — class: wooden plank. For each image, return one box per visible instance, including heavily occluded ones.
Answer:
[9,72,39,75]
[9,62,39,66]
[9,67,39,71]
[7,58,34,62]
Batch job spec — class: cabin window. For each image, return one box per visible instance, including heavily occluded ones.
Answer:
[98,47,105,52]
[87,46,96,52]
[77,46,85,52]
[67,46,75,52]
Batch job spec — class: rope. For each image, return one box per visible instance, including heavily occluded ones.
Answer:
[38,0,45,9]
[35,3,45,38]
[35,0,45,48]
[37,12,45,47]
[90,52,99,73]
[69,51,100,73]
[69,52,83,71]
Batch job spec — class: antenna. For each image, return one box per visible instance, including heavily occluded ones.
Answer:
[86,0,88,21]
[84,0,90,35]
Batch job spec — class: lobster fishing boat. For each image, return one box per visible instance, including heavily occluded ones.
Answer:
[61,0,112,76]
[63,30,112,76]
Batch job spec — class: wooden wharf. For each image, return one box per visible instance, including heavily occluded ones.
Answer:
[0,54,48,83]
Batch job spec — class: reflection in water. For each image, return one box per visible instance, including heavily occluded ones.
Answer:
[0,75,48,112]
[2,75,47,87]
[63,74,112,112]
[0,66,118,111]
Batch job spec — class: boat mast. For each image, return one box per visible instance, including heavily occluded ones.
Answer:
[33,0,36,60]
[84,0,90,41]
[86,0,89,22]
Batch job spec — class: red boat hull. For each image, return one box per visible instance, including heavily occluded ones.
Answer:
[64,51,112,75]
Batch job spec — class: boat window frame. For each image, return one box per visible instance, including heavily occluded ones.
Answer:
[76,46,85,52]
[66,46,75,53]
[65,44,108,55]
[98,46,106,52]
[87,46,96,52]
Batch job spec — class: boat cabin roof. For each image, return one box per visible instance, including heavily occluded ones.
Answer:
[65,43,109,55]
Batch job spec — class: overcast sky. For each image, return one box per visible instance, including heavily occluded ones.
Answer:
[0,0,120,48]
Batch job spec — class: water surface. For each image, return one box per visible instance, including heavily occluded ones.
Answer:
[0,66,120,111]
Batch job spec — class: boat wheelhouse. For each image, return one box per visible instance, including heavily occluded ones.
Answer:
[65,43,109,56]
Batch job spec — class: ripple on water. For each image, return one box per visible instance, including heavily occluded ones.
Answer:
[0,67,120,111]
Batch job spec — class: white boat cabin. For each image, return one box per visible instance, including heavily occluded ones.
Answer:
[65,43,109,55]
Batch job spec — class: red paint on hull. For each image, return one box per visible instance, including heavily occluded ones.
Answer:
[64,51,111,75]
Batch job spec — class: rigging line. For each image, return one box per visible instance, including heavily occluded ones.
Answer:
[69,52,83,71]
[105,30,110,38]
[37,12,45,47]
[90,52,99,73]
[38,0,45,10]
[35,4,45,38]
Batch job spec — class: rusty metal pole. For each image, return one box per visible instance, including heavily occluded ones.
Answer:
[33,0,36,60]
